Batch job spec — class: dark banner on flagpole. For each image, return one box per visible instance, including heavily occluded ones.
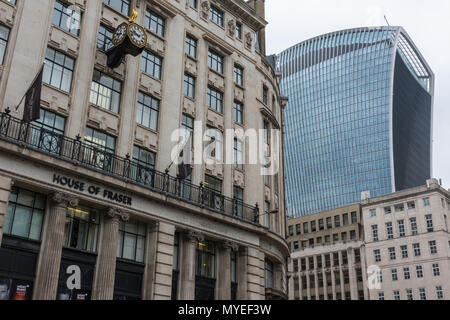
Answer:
[22,66,43,123]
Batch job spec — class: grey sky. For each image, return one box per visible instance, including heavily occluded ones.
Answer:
[265,0,450,189]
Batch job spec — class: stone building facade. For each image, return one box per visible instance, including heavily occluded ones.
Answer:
[362,179,450,300]
[287,204,369,300]
[0,0,288,300]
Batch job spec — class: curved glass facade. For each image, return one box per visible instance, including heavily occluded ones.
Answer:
[278,27,434,217]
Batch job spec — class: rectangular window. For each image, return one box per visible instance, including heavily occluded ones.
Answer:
[393,290,400,300]
[401,245,408,258]
[288,225,294,237]
[90,69,121,113]
[335,215,341,228]
[233,186,243,218]
[103,0,130,16]
[145,10,165,37]
[196,241,215,278]
[378,292,384,301]
[234,65,243,86]
[371,225,378,241]
[4,187,46,241]
[208,49,223,73]
[388,247,396,260]
[351,212,357,224]
[419,288,426,300]
[204,174,222,193]
[52,1,81,36]
[311,220,316,232]
[406,289,413,300]
[183,73,196,99]
[235,22,242,39]
[83,127,116,171]
[296,224,301,235]
[233,101,243,124]
[141,50,162,79]
[343,213,349,226]
[416,265,423,278]
[207,87,223,113]
[386,222,393,239]
[64,206,99,253]
[205,126,223,161]
[318,219,324,231]
[326,217,332,229]
[407,201,416,209]
[136,92,159,131]
[43,47,74,92]
[132,145,156,186]
[425,215,434,232]
[0,25,10,65]
[189,0,198,9]
[391,269,398,281]
[384,207,391,214]
[394,204,404,212]
[185,35,197,58]
[374,250,381,262]
[234,139,243,170]
[350,230,356,240]
[97,24,114,51]
[398,220,406,237]
[423,198,430,207]
[263,86,268,105]
[209,5,224,26]
[370,209,377,217]
[117,219,146,263]
[303,222,308,234]
[413,243,421,257]
[432,263,440,276]
[429,240,437,254]
[31,109,66,155]
[404,267,411,280]
[436,286,444,300]
[410,218,418,235]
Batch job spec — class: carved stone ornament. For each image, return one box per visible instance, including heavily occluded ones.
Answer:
[227,19,236,37]
[185,230,205,243]
[52,192,79,208]
[221,240,239,252]
[245,32,253,50]
[201,1,210,19]
[106,207,130,222]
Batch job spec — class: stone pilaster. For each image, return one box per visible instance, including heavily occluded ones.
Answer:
[322,254,328,300]
[179,231,204,300]
[306,257,311,300]
[33,193,78,300]
[331,254,337,300]
[92,207,129,300]
[236,246,248,300]
[360,245,369,300]
[216,241,238,300]
[287,258,294,300]
[338,251,345,299]
[0,175,13,246]
[347,247,358,300]
[313,255,319,299]
[298,267,303,300]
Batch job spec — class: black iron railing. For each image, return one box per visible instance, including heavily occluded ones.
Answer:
[0,110,260,225]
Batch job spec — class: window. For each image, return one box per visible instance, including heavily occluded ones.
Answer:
[84,127,116,170]
[196,241,215,278]
[371,225,378,241]
[341,232,347,241]
[423,198,430,206]
[425,215,433,232]
[374,250,381,262]
[377,270,383,283]
[141,50,162,79]
[103,0,130,16]
[350,230,356,240]
[303,222,308,234]
[233,102,243,124]
[209,5,224,26]
[416,265,423,278]
[262,86,268,105]
[4,187,46,241]
[264,260,274,289]
[136,92,160,131]
[52,1,81,36]
[394,204,404,212]
[97,25,113,51]
[436,286,444,300]
[388,247,396,260]
[406,289,413,300]
[145,10,165,37]
[296,224,301,235]
[384,207,391,214]
[404,267,411,280]
[64,206,99,252]
[173,233,179,271]
[413,243,421,257]
[419,288,426,300]
[234,139,243,170]
[333,233,338,242]
[183,74,196,99]
[378,292,385,300]
[343,213,349,226]
[432,263,440,276]
[326,217,332,229]
[410,218,418,235]
[234,65,243,86]
[185,35,197,58]
[407,201,416,209]
[401,245,408,258]
[311,221,316,232]
[386,222,393,239]
[43,47,74,92]
[427,241,437,255]
[351,212,357,224]
[293,241,299,250]
[318,219,324,231]
[288,226,294,237]
[189,0,198,9]
[391,269,398,281]
[398,220,406,237]
[205,126,223,161]
[335,215,341,227]
[117,219,146,263]
[235,22,242,39]
[208,50,223,73]
[89,70,121,113]
[0,25,10,65]
[132,145,156,186]
[393,290,400,300]
[207,87,223,113]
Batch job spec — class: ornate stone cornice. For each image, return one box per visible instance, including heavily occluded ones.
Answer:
[51,192,79,208]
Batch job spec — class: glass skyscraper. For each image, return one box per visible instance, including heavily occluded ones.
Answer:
[278,27,434,217]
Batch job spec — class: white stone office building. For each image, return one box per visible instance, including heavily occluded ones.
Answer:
[0,0,289,300]
[362,179,450,300]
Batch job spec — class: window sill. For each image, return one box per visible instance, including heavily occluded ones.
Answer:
[89,103,120,118]
[145,28,166,43]
[42,83,71,97]
[51,25,81,42]
[208,67,225,79]
[136,123,159,136]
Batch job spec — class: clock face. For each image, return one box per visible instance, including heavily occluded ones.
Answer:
[112,23,127,46]
[128,24,147,48]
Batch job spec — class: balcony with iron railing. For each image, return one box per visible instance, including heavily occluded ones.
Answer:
[0,109,261,226]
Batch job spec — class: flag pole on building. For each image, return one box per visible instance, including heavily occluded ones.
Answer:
[15,63,44,123]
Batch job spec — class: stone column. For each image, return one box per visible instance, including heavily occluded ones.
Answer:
[322,254,328,300]
[306,256,311,300]
[331,266,337,300]
[217,241,237,300]
[313,255,319,299]
[360,245,369,300]
[179,231,203,300]
[92,208,129,300]
[288,258,294,300]
[347,247,358,300]
[33,193,78,300]
[338,251,345,299]
[236,247,248,300]
[298,268,303,300]
[0,175,13,246]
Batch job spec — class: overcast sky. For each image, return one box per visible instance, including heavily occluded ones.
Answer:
[265,0,450,189]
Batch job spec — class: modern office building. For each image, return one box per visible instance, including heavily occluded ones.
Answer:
[287,204,368,300]
[0,0,289,300]
[278,26,434,217]
[362,179,450,300]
